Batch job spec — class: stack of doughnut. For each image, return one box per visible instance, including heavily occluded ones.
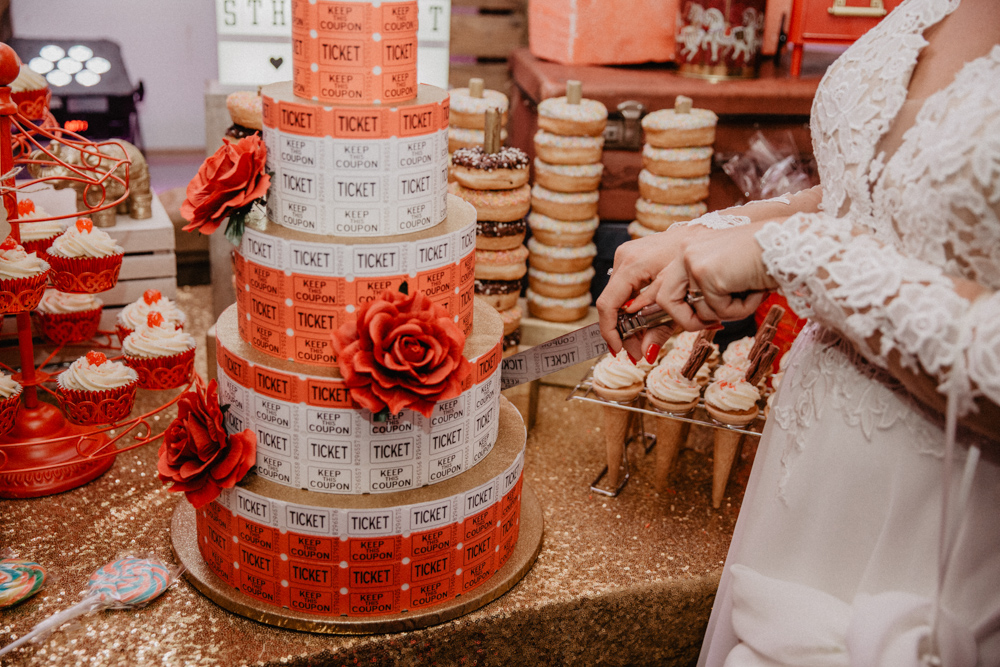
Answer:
[528,80,606,323]
[629,96,717,240]
[448,110,530,350]
[448,78,509,155]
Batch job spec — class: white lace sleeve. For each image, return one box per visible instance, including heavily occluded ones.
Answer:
[757,214,1000,414]
[674,211,751,230]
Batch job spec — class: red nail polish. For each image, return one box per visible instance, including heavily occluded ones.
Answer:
[626,351,637,364]
[645,344,660,364]
[624,298,635,308]
[708,323,725,331]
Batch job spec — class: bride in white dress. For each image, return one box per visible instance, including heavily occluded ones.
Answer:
[597,0,1000,664]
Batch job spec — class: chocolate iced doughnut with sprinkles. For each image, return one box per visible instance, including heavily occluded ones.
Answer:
[475,277,522,310]
[503,328,521,350]
[451,146,530,190]
[476,217,527,251]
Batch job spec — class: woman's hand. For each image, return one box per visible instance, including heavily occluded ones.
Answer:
[597,220,779,361]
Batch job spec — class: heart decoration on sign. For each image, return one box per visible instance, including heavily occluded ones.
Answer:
[269,57,283,70]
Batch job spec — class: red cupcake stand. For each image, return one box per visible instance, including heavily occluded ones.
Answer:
[0,44,188,498]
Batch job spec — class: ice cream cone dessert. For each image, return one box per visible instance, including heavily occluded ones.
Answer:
[645,362,700,492]
[591,351,646,487]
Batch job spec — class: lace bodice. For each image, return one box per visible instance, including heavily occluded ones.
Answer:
[754,0,1000,416]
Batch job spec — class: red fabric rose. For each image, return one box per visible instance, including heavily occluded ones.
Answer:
[332,290,472,418]
[180,135,270,235]
[157,379,256,508]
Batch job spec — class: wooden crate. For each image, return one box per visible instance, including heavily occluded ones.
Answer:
[449,0,528,97]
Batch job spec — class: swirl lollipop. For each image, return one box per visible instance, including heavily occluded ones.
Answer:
[0,559,47,608]
[0,557,176,657]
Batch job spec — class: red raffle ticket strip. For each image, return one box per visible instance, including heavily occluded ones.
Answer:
[195,444,524,616]
[291,0,418,105]
[234,215,475,366]
[261,83,449,237]
[216,307,503,494]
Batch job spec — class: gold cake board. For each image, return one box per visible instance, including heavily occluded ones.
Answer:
[171,484,544,635]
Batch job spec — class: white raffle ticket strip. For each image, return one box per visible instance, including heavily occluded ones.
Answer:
[262,82,449,237]
[499,322,609,390]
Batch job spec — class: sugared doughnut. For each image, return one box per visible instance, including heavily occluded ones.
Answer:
[498,303,523,336]
[537,96,608,137]
[475,278,522,311]
[642,145,713,178]
[451,146,529,190]
[527,212,598,247]
[527,237,596,273]
[476,218,527,251]
[638,170,709,205]
[530,184,599,221]
[448,126,508,153]
[526,289,591,323]
[635,199,707,231]
[533,130,604,165]
[642,107,717,148]
[475,245,529,281]
[533,159,604,193]
[449,182,531,222]
[225,91,262,139]
[528,266,594,299]
[627,220,659,240]
[449,88,509,130]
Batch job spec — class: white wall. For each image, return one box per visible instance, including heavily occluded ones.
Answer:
[13,0,218,151]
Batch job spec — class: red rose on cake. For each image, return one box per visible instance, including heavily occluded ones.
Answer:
[332,290,472,419]
[157,379,256,508]
[181,134,270,235]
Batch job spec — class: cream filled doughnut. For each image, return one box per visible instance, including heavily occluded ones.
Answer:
[634,199,707,231]
[642,145,713,178]
[642,107,718,148]
[475,278,522,311]
[527,237,596,273]
[475,245,529,281]
[526,288,591,322]
[498,303,523,336]
[627,220,659,240]
[638,170,709,205]
[451,146,529,190]
[528,266,594,298]
[448,182,531,222]
[449,87,509,129]
[533,130,604,165]
[448,126,508,153]
[538,96,608,137]
[533,158,603,193]
[527,212,598,247]
[530,184,599,221]
[476,218,527,251]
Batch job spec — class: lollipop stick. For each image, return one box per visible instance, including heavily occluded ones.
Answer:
[0,597,101,657]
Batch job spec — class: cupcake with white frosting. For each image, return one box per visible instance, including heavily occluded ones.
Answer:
[704,379,760,427]
[57,350,138,425]
[122,312,196,389]
[10,64,51,120]
[0,236,50,313]
[591,351,647,488]
[116,289,188,344]
[0,371,23,435]
[34,289,103,344]
[46,218,125,294]
[16,199,65,259]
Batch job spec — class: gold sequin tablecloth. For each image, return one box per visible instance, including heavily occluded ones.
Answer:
[0,286,746,667]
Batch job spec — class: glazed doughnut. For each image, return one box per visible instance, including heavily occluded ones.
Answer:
[475,245,529,281]
[533,130,604,165]
[527,237,596,273]
[448,182,531,222]
[476,218,527,251]
[642,145,713,178]
[641,107,717,148]
[526,288,591,323]
[527,212,598,247]
[537,96,608,137]
[498,303,523,336]
[451,146,529,190]
[638,170,709,205]
[635,199,707,231]
[449,87,509,129]
[528,266,594,299]
[627,220,659,240]
[533,158,603,193]
[225,91,263,138]
[475,278,522,311]
[448,126,508,153]
[530,184,599,221]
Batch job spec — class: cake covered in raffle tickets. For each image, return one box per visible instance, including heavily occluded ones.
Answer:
[169,0,532,623]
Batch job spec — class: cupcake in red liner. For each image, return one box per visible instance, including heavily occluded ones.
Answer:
[10,64,51,121]
[57,351,139,425]
[46,218,124,294]
[0,372,23,437]
[16,199,66,261]
[122,312,197,390]
[0,236,50,314]
[116,289,188,344]
[33,289,103,345]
